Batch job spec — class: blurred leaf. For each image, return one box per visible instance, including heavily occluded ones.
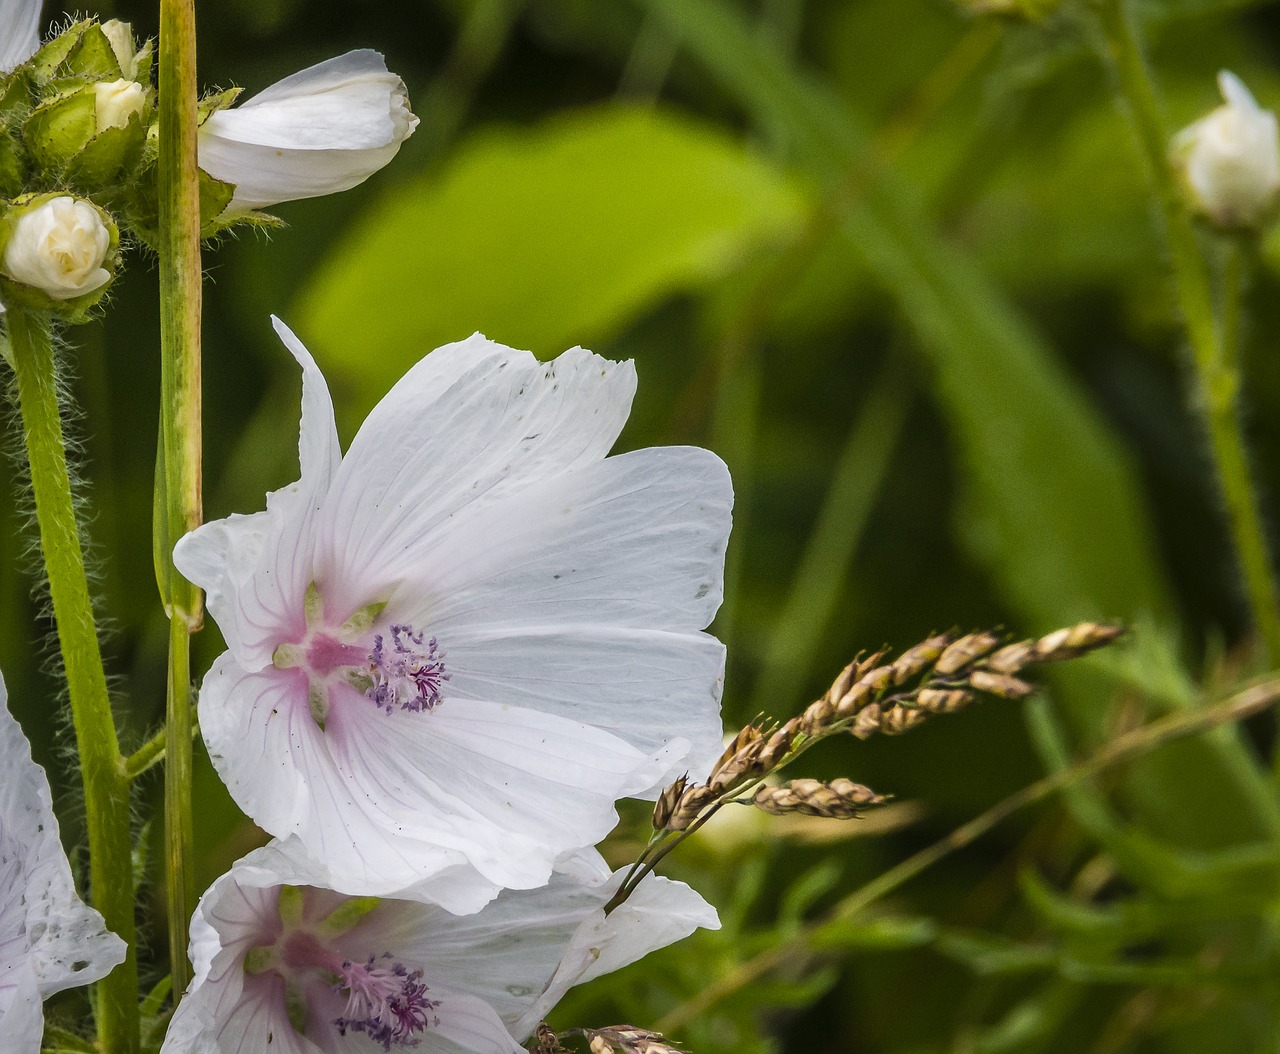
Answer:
[809,913,939,952]
[296,104,807,414]
[935,929,1057,976]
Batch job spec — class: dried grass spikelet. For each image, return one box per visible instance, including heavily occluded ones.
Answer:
[583,1026,688,1054]
[652,620,1123,831]
[753,777,887,818]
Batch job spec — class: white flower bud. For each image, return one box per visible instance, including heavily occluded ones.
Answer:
[1172,71,1280,229]
[100,19,137,77]
[197,49,418,212]
[93,78,147,134]
[2,196,112,300]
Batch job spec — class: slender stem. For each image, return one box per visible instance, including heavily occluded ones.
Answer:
[123,716,200,781]
[8,310,138,1054]
[656,676,1280,1033]
[1094,0,1280,674]
[157,0,203,998]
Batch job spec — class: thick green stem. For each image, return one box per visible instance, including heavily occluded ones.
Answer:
[1094,0,1280,676]
[157,0,202,998]
[8,310,138,1054]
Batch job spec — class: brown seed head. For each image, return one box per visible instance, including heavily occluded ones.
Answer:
[968,669,1036,699]
[665,783,718,830]
[914,687,973,714]
[652,776,688,830]
[984,639,1036,674]
[879,706,928,735]
[583,1028,687,1054]
[888,633,952,685]
[834,681,875,719]
[753,777,887,818]
[935,631,1002,675]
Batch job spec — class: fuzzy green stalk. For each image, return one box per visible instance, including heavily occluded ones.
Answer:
[8,309,138,1054]
[157,0,203,999]
[1093,0,1280,679]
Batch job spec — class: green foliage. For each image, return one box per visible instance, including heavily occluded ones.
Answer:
[295,105,807,414]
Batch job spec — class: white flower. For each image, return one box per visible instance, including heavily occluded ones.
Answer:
[0,0,41,73]
[159,840,717,1054]
[174,319,730,907]
[0,670,126,1051]
[1173,71,1280,228]
[93,78,147,134]
[2,195,112,300]
[197,50,418,212]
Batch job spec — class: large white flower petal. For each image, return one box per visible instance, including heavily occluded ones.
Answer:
[418,990,526,1054]
[0,963,42,1051]
[314,343,637,617]
[176,319,339,668]
[0,0,40,72]
[395,446,732,632]
[0,675,125,998]
[441,626,724,787]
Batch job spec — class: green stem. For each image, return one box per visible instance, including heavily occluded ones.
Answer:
[1094,0,1280,676]
[157,0,202,998]
[8,310,138,1054]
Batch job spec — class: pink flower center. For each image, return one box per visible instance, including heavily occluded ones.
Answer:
[265,931,439,1049]
[277,618,451,721]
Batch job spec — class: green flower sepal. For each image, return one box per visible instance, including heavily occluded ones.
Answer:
[0,192,120,320]
[24,79,151,187]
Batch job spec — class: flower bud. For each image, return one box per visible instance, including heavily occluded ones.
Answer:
[0,194,118,311]
[92,78,147,133]
[99,19,149,80]
[1172,71,1280,229]
[197,49,418,213]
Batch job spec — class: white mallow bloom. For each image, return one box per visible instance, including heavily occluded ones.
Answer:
[0,0,40,73]
[2,195,112,300]
[198,50,418,212]
[93,78,147,134]
[160,840,717,1054]
[0,670,127,1050]
[1173,71,1280,228]
[174,319,731,911]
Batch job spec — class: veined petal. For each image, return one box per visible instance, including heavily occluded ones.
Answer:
[0,964,42,1052]
[440,625,725,787]
[314,343,637,618]
[0,673,125,1000]
[0,0,40,72]
[176,319,339,668]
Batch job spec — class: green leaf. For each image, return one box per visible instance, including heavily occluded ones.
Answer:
[295,104,807,414]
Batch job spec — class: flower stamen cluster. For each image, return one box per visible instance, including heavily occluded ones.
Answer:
[368,626,450,714]
[332,955,439,1050]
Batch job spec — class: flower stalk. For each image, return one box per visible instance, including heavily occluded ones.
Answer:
[1093,0,1280,676]
[156,0,202,999]
[7,307,138,1054]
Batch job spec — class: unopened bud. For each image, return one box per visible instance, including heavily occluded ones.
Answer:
[100,20,147,80]
[93,79,146,134]
[0,194,117,310]
[1172,71,1280,229]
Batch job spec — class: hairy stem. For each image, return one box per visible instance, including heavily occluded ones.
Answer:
[157,0,203,998]
[8,309,138,1054]
[1094,0,1280,676]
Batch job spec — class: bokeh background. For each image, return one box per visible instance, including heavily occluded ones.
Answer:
[9,0,1280,1051]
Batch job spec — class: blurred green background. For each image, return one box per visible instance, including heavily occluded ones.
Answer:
[12,0,1280,1050]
